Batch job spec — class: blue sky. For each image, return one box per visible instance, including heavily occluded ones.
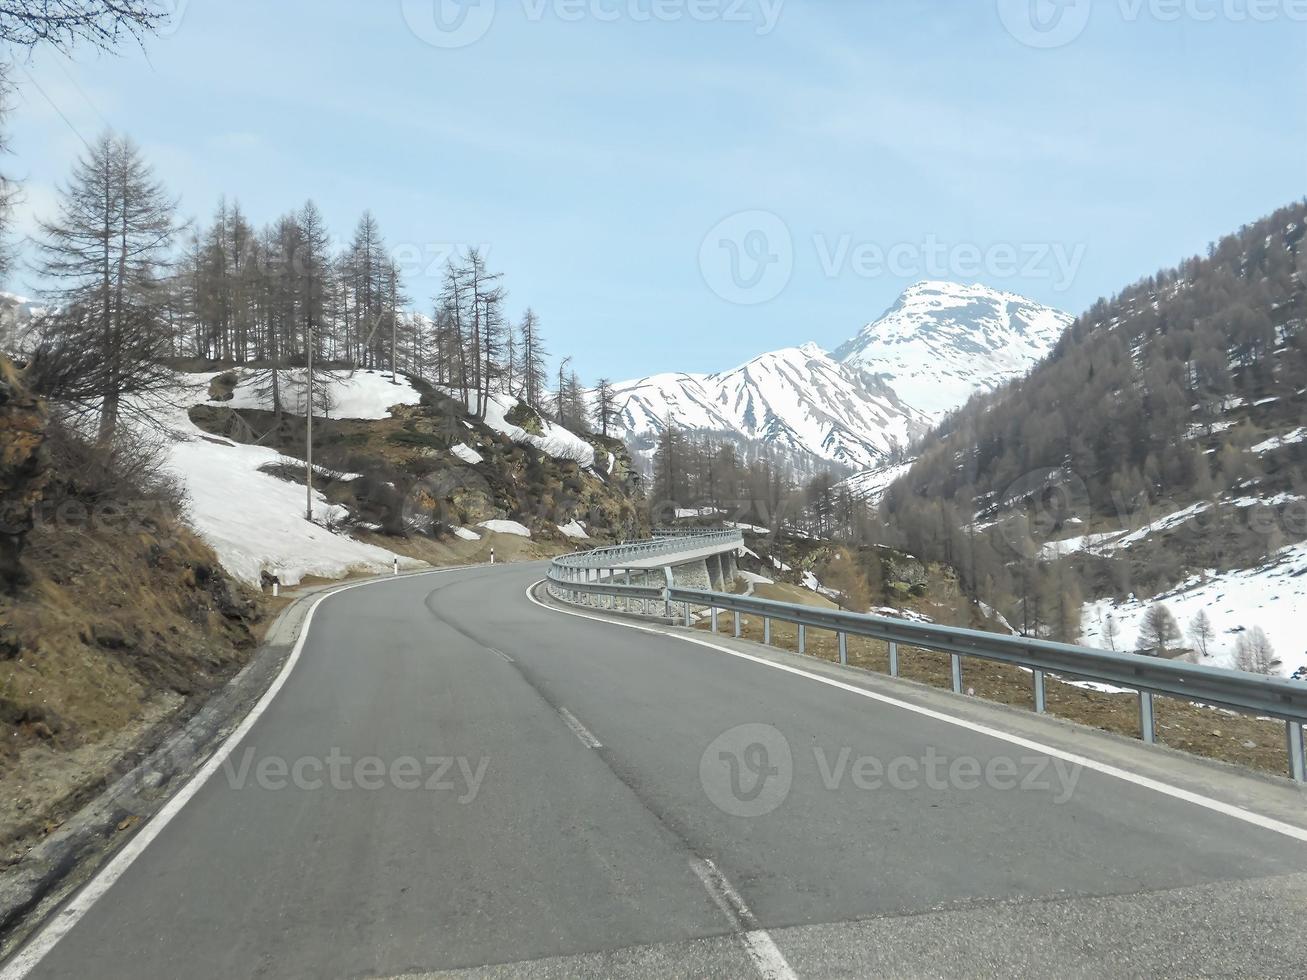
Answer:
[5,0,1305,381]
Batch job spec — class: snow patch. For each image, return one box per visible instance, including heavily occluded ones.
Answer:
[216,368,422,420]
[557,520,589,539]
[451,443,483,464]
[478,519,532,537]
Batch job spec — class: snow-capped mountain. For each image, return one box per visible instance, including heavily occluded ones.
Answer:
[611,281,1071,475]
[611,343,925,472]
[835,280,1072,421]
[0,291,41,352]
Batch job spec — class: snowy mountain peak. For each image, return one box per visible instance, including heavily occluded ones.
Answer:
[610,281,1070,477]
[611,343,922,474]
[834,280,1071,421]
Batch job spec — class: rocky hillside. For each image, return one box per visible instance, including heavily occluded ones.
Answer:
[178,366,645,585]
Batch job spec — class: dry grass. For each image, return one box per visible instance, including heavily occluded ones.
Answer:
[0,518,262,859]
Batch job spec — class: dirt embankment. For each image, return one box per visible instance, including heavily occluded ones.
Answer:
[0,513,263,864]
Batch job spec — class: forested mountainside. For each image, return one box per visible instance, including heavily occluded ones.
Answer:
[881,201,1307,668]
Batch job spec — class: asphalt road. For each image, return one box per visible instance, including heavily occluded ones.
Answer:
[9,562,1307,978]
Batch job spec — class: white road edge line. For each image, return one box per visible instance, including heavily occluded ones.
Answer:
[525,581,1307,845]
[1,566,475,980]
[558,707,603,749]
[689,857,798,980]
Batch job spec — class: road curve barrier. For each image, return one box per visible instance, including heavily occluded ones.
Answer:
[545,534,1307,783]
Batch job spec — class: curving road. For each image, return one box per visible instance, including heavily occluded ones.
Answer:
[7,562,1307,978]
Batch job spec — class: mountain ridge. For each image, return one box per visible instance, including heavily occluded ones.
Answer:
[611,280,1071,473]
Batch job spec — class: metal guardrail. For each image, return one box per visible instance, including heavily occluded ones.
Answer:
[546,537,1307,783]
[553,529,743,570]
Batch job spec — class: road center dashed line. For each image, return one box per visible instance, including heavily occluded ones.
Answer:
[558,707,603,749]
[690,857,798,980]
[488,647,514,664]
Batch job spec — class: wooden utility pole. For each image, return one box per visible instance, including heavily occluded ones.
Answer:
[306,321,314,522]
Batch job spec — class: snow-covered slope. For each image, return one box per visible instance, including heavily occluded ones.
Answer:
[611,343,924,471]
[837,459,916,504]
[214,367,424,419]
[150,375,423,586]
[835,280,1072,422]
[1080,541,1307,678]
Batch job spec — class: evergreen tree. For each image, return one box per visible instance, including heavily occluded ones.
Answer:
[34,131,178,441]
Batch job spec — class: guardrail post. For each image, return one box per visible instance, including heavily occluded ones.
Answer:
[733,610,741,638]
[1139,691,1156,744]
[662,566,674,619]
[838,632,847,666]
[798,624,806,655]
[710,607,718,633]
[950,654,962,694]
[888,641,898,677]
[684,601,691,626]
[763,617,771,646]
[1032,669,1047,714]
[1288,721,1305,783]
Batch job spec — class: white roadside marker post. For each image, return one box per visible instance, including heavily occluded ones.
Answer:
[393,556,399,576]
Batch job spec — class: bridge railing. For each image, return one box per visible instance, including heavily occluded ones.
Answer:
[552,529,743,570]
[544,539,1307,783]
